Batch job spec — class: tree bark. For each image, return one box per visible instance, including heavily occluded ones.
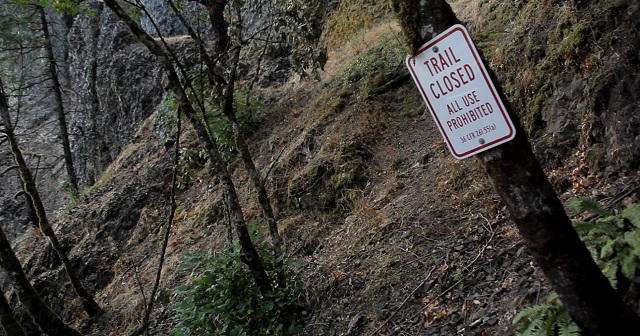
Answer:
[0,286,27,336]
[172,0,285,273]
[102,0,273,295]
[0,77,101,317]
[221,46,285,286]
[38,5,79,192]
[0,220,81,336]
[193,0,229,54]
[391,1,640,335]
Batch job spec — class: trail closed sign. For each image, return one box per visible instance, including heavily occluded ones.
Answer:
[407,24,515,159]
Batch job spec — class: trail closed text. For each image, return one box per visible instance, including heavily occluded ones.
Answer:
[407,24,515,159]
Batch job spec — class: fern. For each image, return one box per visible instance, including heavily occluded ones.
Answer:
[622,204,640,228]
[601,260,619,289]
[515,200,640,336]
[556,308,580,336]
[566,197,611,217]
[514,293,579,336]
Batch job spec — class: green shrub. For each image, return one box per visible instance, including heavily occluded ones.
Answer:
[157,95,179,133]
[204,86,264,160]
[342,34,403,82]
[340,33,405,94]
[513,293,579,336]
[513,199,640,335]
[171,241,303,336]
[568,198,640,287]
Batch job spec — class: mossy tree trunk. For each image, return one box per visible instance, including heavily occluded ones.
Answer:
[102,0,273,295]
[38,5,79,192]
[219,7,286,286]
[170,0,286,273]
[193,0,229,53]
[0,220,81,336]
[0,286,27,336]
[391,1,640,335]
[0,77,101,317]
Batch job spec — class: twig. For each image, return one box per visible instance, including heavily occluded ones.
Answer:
[407,223,497,323]
[1,165,18,178]
[368,267,436,336]
[132,266,148,316]
[129,101,183,336]
[261,145,287,189]
[605,185,639,208]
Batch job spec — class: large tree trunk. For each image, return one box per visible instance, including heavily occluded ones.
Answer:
[391,1,640,335]
[0,220,81,336]
[0,287,27,336]
[102,0,273,295]
[0,77,101,317]
[38,5,79,192]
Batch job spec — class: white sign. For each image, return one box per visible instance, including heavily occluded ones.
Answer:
[407,24,515,159]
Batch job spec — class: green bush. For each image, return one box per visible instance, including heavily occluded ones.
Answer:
[568,198,640,287]
[341,33,404,84]
[171,241,303,336]
[513,199,640,335]
[204,86,264,160]
[513,293,579,336]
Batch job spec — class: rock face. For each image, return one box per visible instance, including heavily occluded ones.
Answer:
[67,1,166,187]
[64,0,308,187]
[590,2,640,175]
[0,4,74,240]
[139,0,210,37]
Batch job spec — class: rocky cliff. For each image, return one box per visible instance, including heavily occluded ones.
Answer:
[67,1,166,187]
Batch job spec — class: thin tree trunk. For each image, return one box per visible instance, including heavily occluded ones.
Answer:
[0,77,101,317]
[38,5,79,192]
[221,45,285,286]
[391,1,640,335]
[0,286,27,336]
[102,0,272,295]
[171,0,285,270]
[0,220,81,336]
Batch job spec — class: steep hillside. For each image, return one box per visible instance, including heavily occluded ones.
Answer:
[2,0,640,335]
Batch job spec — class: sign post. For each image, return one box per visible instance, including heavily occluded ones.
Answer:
[406,24,515,159]
[393,0,640,332]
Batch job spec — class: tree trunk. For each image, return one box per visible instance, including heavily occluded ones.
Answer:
[391,1,640,335]
[221,46,285,286]
[193,0,229,53]
[0,220,81,336]
[0,286,27,336]
[0,77,101,317]
[38,5,79,192]
[173,0,285,273]
[102,0,273,295]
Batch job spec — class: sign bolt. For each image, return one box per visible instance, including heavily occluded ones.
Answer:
[479,138,486,145]
[432,46,439,53]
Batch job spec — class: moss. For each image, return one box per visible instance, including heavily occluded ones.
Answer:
[585,143,605,169]
[323,0,392,49]
[333,170,358,191]
[389,0,420,53]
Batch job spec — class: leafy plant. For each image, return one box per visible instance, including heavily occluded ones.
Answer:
[513,293,580,336]
[513,199,640,335]
[157,95,179,133]
[171,239,303,336]
[204,86,264,160]
[340,33,405,94]
[568,198,640,287]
